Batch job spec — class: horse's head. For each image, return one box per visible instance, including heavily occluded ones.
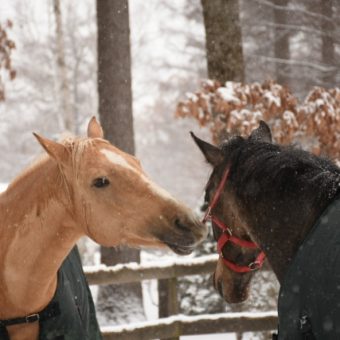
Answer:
[192,121,271,303]
[33,117,207,254]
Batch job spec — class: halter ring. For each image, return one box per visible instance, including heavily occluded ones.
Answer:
[248,261,261,271]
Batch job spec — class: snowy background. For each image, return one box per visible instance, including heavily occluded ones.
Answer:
[1,0,337,339]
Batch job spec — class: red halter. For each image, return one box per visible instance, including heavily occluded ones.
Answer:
[202,167,266,273]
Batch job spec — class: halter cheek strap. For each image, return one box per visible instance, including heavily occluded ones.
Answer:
[203,167,266,274]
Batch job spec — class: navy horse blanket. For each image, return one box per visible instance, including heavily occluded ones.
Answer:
[276,195,340,339]
[0,247,102,340]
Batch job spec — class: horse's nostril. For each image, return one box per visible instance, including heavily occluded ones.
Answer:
[175,218,191,232]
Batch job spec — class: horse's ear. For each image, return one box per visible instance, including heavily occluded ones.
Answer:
[33,133,69,164]
[87,116,104,138]
[249,121,272,143]
[190,132,223,166]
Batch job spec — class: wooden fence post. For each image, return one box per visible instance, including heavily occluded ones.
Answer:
[158,278,180,340]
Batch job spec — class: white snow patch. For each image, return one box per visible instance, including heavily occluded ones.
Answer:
[0,183,8,192]
[315,98,324,107]
[186,92,199,102]
[101,312,278,337]
[283,110,297,126]
[217,87,241,105]
[84,254,218,274]
[217,85,241,105]
[263,91,281,107]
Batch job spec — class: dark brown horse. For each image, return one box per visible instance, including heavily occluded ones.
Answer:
[192,121,340,339]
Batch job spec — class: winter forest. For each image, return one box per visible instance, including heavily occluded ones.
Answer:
[0,0,339,339]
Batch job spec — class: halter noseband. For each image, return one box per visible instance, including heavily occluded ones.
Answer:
[202,167,266,273]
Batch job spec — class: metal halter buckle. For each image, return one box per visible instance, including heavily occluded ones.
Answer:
[248,261,261,271]
[25,313,40,323]
[224,227,232,236]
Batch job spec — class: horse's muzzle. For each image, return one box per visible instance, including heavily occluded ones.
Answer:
[158,214,207,255]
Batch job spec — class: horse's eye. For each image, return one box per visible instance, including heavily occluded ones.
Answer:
[92,177,110,188]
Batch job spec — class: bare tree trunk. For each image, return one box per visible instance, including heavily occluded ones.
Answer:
[201,0,244,83]
[273,0,290,86]
[96,0,134,153]
[53,0,74,132]
[96,0,145,325]
[320,0,335,86]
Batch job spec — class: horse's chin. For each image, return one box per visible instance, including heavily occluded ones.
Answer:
[153,229,197,255]
[213,272,250,303]
[219,286,249,304]
[224,293,249,304]
[164,241,194,255]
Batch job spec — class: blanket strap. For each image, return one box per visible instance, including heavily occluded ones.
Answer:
[0,301,60,339]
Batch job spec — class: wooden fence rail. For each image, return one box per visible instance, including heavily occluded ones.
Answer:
[100,312,278,340]
[84,254,218,285]
[84,255,277,339]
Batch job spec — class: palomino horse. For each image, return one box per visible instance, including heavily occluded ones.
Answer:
[192,121,340,339]
[0,117,207,340]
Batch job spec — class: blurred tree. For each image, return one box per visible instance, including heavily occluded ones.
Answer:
[0,1,97,180]
[201,0,244,83]
[319,0,335,86]
[0,20,15,101]
[96,0,145,325]
[241,0,340,97]
[273,0,290,86]
[53,0,73,132]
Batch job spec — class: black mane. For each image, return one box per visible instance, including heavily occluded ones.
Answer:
[223,138,340,205]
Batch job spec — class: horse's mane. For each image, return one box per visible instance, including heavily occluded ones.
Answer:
[6,137,95,190]
[63,137,95,178]
[218,136,340,219]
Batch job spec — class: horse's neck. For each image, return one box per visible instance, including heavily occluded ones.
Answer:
[250,194,333,284]
[0,158,81,318]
